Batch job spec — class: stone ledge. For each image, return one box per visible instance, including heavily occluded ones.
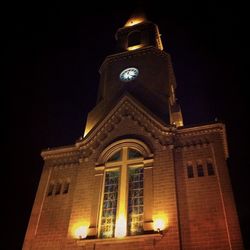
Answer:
[76,233,162,246]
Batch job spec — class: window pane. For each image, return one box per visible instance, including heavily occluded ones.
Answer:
[47,183,54,196]
[100,171,119,238]
[207,162,215,176]
[197,164,204,177]
[55,183,62,195]
[127,167,144,235]
[107,150,121,162]
[128,148,143,159]
[62,182,70,194]
[187,165,194,178]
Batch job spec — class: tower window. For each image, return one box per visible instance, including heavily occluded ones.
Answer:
[207,162,215,176]
[128,31,141,47]
[54,182,62,195]
[47,183,54,196]
[197,164,204,177]
[187,165,194,178]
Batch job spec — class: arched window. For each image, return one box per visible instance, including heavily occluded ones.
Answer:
[127,31,141,47]
[96,139,153,238]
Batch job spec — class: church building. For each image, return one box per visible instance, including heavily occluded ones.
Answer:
[23,14,243,250]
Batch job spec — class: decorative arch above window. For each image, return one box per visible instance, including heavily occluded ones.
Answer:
[93,139,154,239]
[97,139,153,165]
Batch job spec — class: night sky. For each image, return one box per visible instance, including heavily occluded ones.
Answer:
[5,1,249,249]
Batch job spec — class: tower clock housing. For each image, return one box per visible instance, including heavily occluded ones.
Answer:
[85,16,182,136]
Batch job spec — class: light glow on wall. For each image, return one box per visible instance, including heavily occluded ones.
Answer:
[115,214,127,238]
[71,221,89,239]
[84,124,92,137]
[127,44,143,51]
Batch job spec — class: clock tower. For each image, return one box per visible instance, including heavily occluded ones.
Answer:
[23,14,243,250]
[84,14,183,136]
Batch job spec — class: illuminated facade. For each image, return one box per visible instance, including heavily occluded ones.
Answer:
[23,15,243,250]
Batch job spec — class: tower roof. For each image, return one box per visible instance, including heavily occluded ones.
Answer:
[124,12,147,27]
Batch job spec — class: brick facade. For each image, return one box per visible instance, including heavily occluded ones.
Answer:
[23,16,243,250]
[23,97,243,249]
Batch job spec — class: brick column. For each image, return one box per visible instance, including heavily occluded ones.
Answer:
[211,141,244,250]
[143,159,154,232]
[88,166,104,237]
[22,164,52,250]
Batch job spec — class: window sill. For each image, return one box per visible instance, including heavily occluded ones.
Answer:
[76,233,162,246]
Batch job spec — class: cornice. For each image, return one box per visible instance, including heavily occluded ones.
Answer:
[175,123,228,158]
[41,103,228,162]
[176,122,225,135]
[41,145,79,160]
[99,46,170,73]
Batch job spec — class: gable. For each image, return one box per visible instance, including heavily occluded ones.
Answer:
[78,94,174,151]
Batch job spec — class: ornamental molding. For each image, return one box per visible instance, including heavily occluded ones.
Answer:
[41,95,175,161]
[41,147,79,160]
[41,98,228,161]
[100,47,170,73]
[45,156,80,167]
[175,123,228,157]
[76,95,175,153]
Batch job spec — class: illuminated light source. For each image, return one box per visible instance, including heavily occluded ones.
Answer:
[127,44,143,51]
[71,222,89,239]
[115,215,126,238]
[84,125,91,137]
[153,215,168,233]
[125,17,145,27]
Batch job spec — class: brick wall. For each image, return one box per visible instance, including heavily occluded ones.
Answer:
[23,104,243,250]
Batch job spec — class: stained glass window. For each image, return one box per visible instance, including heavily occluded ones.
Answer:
[107,150,122,162]
[127,167,144,235]
[128,148,143,159]
[100,171,119,238]
[99,142,148,238]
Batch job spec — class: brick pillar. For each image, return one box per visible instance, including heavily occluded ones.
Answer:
[88,166,104,237]
[22,164,52,250]
[143,161,154,232]
[211,141,244,250]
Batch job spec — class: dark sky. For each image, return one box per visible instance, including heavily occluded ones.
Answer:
[5,1,249,249]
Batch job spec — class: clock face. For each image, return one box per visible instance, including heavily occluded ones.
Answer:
[119,67,139,82]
